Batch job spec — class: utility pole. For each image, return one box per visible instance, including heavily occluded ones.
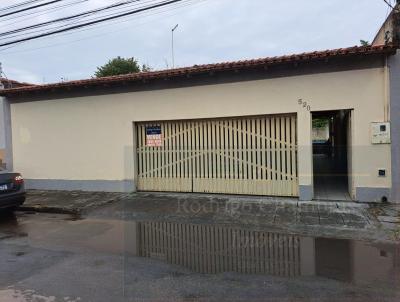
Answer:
[171,24,178,68]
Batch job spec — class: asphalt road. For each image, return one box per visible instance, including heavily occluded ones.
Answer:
[0,211,399,302]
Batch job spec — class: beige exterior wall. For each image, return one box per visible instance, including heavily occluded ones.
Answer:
[0,148,4,162]
[10,67,391,192]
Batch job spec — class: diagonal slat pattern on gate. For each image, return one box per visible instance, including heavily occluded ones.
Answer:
[137,115,298,196]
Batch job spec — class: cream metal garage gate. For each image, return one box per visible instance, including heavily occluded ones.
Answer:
[136,115,298,197]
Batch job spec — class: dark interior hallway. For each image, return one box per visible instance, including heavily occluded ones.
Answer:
[312,110,351,201]
[313,154,351,201]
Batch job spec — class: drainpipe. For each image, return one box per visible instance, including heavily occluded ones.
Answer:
[384,56,390,122]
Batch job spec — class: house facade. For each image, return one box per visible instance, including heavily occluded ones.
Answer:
[1,45,399,203]
[1,13,400,203]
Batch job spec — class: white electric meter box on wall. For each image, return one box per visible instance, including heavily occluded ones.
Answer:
[371,122,391,144]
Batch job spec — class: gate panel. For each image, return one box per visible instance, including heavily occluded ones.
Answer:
[136,121,192,192]
[192,115,298,196]
[136,115,298,196]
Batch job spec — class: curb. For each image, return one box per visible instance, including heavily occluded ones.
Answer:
[18,205,80,216]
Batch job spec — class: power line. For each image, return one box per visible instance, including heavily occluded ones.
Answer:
[0,0,142,38]
[0,0,159,41]
[0,0,87,24]
[0,0,63,18]
[0,1,162,43]
[0,0,197,52]
[0,0,44,12]
[383,0,393,9]
[382,0,398,10]
[0,0,205,55]
[0,0,184,47]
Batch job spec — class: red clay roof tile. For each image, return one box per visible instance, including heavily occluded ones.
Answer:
[0,44,396,96]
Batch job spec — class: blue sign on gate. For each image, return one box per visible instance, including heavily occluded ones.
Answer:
[146,126,162,135]
[146,125,163,147]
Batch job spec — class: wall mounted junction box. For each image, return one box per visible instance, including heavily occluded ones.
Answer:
[371,122,391,144]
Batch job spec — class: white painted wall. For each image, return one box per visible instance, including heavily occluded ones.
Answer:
[10,67,392,192]
[0,98,5,149]
[0,98,5,164]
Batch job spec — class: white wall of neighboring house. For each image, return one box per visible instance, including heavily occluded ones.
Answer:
[0,98,5,164]
[0,99,5,148]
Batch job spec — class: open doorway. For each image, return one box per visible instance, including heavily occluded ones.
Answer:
[312,110,352,201]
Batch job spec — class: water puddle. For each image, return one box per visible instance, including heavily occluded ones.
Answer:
[0,212,28,240]
[1,212,399,292]
[130,221,400,286]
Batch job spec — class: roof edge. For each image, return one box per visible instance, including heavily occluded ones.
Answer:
[0,44,397,97]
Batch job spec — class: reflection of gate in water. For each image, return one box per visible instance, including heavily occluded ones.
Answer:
[137,221,301,276]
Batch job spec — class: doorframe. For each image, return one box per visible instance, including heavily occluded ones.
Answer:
[346,110,355,200]
[132,121,138,193]
[311,109,353,201]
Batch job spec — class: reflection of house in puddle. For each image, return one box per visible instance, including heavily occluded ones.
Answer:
[129,221,399,285]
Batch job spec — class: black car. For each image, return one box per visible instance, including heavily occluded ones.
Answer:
[0,167,26,211]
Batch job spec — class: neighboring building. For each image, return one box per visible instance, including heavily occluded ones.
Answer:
[1,11,400,203]
[0,78,33,167]
[0,78,33,90]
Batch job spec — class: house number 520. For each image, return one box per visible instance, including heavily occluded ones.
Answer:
[298,99,311,111]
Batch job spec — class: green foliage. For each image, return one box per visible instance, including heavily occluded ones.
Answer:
[95,57,150,78]
[142,64,152,72]
[360,40,370,47]
[312,118,329,129]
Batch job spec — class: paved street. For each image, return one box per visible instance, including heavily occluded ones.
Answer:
[0,191,399,301]
[0,210,399,302]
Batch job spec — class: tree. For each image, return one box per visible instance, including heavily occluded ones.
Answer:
[312,118,329,129]
[94,56,151,78]
[142,64,152,72]
[360,40,370,47]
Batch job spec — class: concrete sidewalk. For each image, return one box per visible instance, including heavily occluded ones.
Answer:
[19,190,400,242]
[20,190,131,215]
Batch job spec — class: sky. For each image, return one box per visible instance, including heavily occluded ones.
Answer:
[0,0,394,84]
